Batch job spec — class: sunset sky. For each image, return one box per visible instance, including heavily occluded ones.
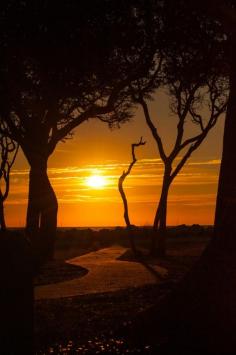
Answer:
[6,91,225,227]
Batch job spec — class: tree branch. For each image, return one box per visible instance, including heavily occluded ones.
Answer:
[139,98,167,162]
[47,78,136,155]
[118,137,146,228]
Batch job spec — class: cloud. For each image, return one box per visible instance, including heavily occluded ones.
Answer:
[188,159,221,166]
[7,158,220,213]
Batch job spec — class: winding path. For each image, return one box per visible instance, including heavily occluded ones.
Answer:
[35,245,168,300]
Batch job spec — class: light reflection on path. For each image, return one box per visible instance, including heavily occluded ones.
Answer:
[35,246,168,300]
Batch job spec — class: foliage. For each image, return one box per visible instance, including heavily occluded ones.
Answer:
[0,0,162,159]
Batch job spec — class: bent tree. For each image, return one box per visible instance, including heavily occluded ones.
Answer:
[0,1,160,260]
[127,0,227,256]
[118,137,146,254]
[138,75,228,256]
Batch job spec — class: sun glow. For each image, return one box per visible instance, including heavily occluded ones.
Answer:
[86,175,107,189]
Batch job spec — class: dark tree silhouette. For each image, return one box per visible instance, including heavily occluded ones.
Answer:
[0,1,159,261]
[118,137,145,253]
[137,76,228,256]
[127,0,227,256]
[130,37,228,255]
[0,130,19,231]
[205,0,236,247]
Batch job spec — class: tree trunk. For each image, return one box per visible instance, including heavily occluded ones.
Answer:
[26,158,58,262]
[118,175,131,228]
[0,194,6,232]
[150,172,170,257]
[213,77,236,248]
[119,172,138,255]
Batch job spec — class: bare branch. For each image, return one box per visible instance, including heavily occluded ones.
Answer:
[118,137,146,228]
[139,97,167,162]
[47,77,138,155]
[170,132,207,182]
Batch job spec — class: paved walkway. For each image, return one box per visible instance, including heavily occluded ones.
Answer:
[35,246,168,300]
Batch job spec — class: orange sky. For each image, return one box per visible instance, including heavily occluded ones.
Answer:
[5,92,225,227]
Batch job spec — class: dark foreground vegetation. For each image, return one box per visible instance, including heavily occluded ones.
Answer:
[34,226,211,354]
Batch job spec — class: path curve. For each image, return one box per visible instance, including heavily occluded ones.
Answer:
[35,246,168,300]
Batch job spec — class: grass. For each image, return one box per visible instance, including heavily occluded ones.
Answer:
[34,260,88,286]
[34,226,212,354]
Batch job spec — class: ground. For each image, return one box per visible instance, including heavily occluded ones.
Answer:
[34,226,211,354]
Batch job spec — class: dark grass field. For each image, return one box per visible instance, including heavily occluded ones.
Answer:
[34,226,212,354]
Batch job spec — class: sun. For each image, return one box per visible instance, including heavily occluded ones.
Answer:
[86,175,107,189]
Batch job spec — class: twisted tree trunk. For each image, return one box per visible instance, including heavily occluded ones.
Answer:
[118,138,145,255]
[26,156,58,262]
[150,166,171,257]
